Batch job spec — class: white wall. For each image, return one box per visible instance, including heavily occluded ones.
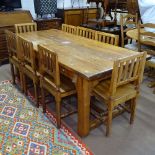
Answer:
[21,0,94,18]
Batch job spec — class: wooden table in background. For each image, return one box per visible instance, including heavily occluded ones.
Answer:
[18,29,138,137]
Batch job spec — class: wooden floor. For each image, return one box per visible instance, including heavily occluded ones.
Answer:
[0,64,155,155]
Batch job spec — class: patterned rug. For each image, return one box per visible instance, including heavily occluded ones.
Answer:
[0,80,93,155]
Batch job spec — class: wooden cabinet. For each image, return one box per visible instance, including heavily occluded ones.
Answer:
[57,7,97,26]
[0,10,33,65]
[34,18,62,30]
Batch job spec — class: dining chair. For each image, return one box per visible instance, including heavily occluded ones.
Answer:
[62,24,77,35]
[138,22,155,94]
[95,31,119,46]
[138,22,155,54]
[18,36,39,107]
[76,27,96,40]
[15,22,37,34]
[5,30,23,90]
[91,52,147,136]
[38,44,76,128]
[146,57,155,94]
[120,13,138,50]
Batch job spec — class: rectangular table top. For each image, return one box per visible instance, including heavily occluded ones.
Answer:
[18,29,139,80]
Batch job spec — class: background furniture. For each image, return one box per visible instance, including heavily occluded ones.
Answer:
[138,23,155,54]
[0,10,33,65]
[120,13,138,49]
[34,0,57,17]
[34,18,62,30]
[57,7,97,26]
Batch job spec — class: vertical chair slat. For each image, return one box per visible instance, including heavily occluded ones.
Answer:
[15,22,37,34]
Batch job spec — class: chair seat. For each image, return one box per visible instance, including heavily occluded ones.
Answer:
[93,79,137,106]
[42,74,76,95]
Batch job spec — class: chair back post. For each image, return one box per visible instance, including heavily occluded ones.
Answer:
[109,52,146,96]
[5,30,17,57]
[38,45,60,88]
[15,22,37,34]
[120,14,125,47]
[138,20,141,52]
[18,37,36,70]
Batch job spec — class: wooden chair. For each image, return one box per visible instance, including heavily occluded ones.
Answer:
[146,57,155,94]
[138,22,155,93]
[38,44,76,128]
[120,13,138,49]
[76,27,96,40]
[18,36,39,107]
[5,30,23,90]
[138,22,155,54]
[95,31,119,46]
[62,24,77,34]
[15,22,37,34]
[91,52,147,136]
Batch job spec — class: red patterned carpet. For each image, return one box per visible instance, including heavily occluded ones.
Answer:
[0,80,93,155]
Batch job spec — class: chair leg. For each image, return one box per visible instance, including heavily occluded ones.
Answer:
[130,97,137,124]
[23,74,27,95]
[10,63,15,85]
[106,102,113,137]
[41,86,46,113]
[33,80,39,108]
[56,95,61,129]
[19,71,24,93]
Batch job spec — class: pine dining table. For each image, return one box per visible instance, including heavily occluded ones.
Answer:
[18,29,139,137]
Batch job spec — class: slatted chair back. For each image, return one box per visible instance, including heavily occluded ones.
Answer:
[38,44,60,87]
[15,22,37,34]
[62,24,77,35]
[120,13,138,47]
[95,31,119,46]
[76,27,96,40]
[109,52,147,96]
[5,30,18,57]
[138,22,155,52]
[18,36,36,70]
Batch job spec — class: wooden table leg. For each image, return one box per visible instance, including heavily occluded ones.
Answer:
[76,76,91,137]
